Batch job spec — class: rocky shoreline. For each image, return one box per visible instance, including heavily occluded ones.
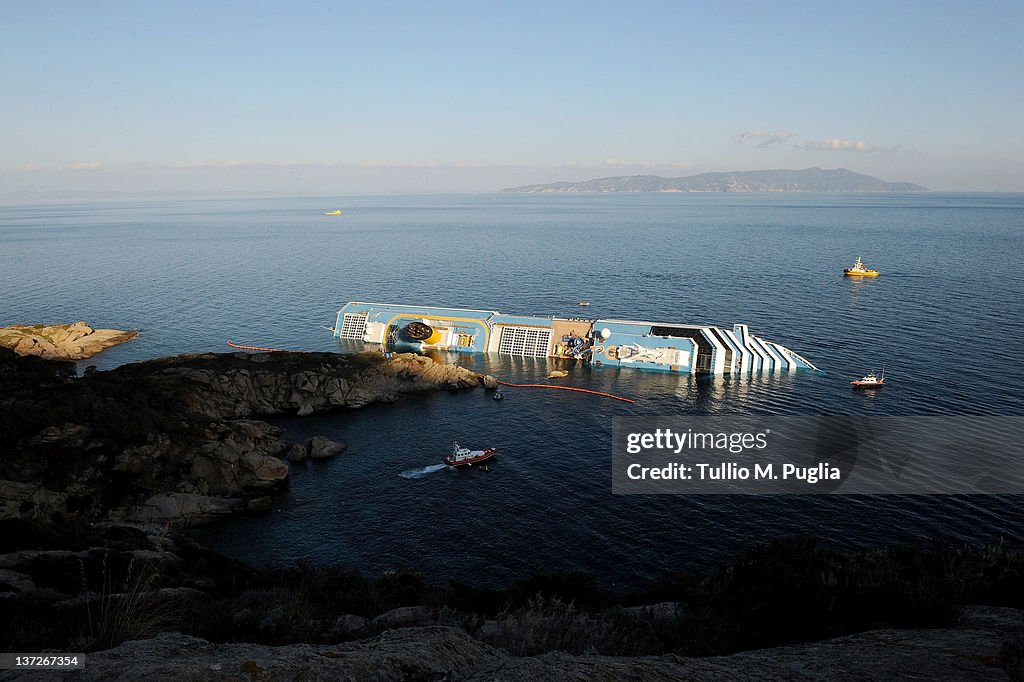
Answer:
[0,322,138,360]
[0,347,483,527]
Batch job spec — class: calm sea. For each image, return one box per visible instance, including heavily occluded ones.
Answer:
[2,193,1023,585]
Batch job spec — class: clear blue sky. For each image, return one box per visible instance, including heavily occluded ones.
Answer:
[2,0,1022,194]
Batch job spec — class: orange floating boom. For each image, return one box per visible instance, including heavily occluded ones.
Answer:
[227,340,287,352]
[495,380,636,404]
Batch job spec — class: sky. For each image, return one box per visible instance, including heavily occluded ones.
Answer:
[2,0,1023,195]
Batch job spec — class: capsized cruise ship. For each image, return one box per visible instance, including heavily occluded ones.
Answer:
[334,302,818,375]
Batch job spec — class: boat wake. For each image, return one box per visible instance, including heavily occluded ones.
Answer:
[399,463,449,479]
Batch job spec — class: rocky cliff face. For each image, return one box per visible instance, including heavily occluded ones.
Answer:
[141,349,482,419]
[0,322,138,360]
[0,348,482,526]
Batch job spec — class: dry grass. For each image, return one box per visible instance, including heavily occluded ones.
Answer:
[79,553,179,651]
[478,595,654,656]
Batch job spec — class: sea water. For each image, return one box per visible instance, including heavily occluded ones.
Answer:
[2,192,1022,584]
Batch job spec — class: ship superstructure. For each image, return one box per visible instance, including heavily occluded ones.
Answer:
[334,302,818,375]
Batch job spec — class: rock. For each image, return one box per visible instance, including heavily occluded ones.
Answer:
[119,493,244,525]
[330,614,369,638]
[478,619,501,639]
[259,606,287,634]
[0,568,36,594]
[547,370,568,379]
[0,322,137,360]
[0,549,83,571]
[622,602,684,620]
[29,423,91,447]
[64,607,1024,681]
[246,496,273,512]
[1003,634,1024,682]
[482,375,499,389]
[253,457,289,481]
[130,548,177,563]
[150,352,481,419]
[306,437,348,459]
[0,549,90,598]
[0,349,482,526]
[0,480,69,522]
[286,443,309,463]
[71,628,502,681]
[713,605,1024,681]
[370,605,436,629]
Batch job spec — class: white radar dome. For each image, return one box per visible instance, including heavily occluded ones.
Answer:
[600,328,612,340]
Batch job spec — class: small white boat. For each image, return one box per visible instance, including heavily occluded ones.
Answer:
[851,368,885,388]
[578,300,591,307]
[443,442,497,467]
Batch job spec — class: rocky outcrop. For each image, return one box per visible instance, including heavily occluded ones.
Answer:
[305,436,348,460]
[133,350,482,418]
[330,614,369,638]
[622,601,685,621]
[0,322,137,360]
[24,607,1021,681]
[285,443,309,463]
[370,605,436,629]
[0,348,481,526]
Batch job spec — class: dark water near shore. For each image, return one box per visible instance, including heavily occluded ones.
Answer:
[2,193,1023,585]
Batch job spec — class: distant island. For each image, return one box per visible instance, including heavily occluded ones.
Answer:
[502,167,929,193]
